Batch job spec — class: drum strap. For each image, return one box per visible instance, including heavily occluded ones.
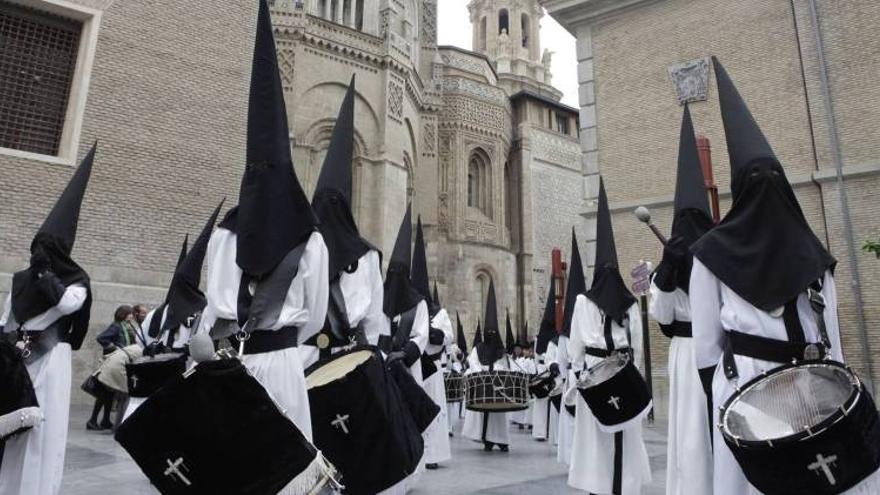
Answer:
[603,317,615,351]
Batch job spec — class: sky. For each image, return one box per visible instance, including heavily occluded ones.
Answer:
[437,0,579,108]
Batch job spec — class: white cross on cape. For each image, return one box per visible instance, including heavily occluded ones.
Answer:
[608,396,621,410]
[808,453,838,486]
[164,457,192,486]
[332,414,351,434]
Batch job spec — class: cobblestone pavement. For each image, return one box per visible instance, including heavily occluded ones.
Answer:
[61,404,668,494]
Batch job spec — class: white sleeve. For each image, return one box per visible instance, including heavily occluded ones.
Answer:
[567,296,588,372]
[288,232,330,338]
[628,302,644,372]
[407,300,430,353]
[361,251,389,345]
[648,279,676,325]
[821,270,844,362]
[466,348,481,374]
[690,258,725,370]
[0,293,10,327]
[56,285,88,316]
[432,309,454,343]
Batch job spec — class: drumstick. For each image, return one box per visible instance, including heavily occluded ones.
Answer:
[634,206,668,246]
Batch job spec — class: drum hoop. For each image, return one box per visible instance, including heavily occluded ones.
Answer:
[720,360,862,447]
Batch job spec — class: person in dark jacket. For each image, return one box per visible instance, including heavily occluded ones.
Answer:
[88,305,133,430]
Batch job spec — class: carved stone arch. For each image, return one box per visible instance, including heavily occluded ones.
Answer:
[403,151,415,203]
[301,118,369,220]
[466,146,493,218]
[299,81,381,142]
[472,263,498,326]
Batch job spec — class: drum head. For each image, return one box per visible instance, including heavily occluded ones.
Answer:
[722,362,858,443]
[306,350,372,389]
[130,352,185,366]
[579,353,629,388]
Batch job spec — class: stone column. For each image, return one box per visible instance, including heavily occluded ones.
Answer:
[349,0,357,27]
[323,0,331,19]
[576,25,600,269]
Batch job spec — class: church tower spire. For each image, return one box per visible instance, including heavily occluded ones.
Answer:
[468,0,555,93]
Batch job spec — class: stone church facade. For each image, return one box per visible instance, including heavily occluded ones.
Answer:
[0,0,581,402]
[542,0,880,405]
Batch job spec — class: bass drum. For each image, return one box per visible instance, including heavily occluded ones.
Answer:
[444,371,464,403]
[306,347,423,495]
[465,370,529,413]
[577,351,651,432]
[125,352,187,399]
[720,360,880,495]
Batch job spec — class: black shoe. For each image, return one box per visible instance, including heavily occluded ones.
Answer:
[483,442,494,452]
[86,420,101,431]
[518,424,524,430]
[99,420,114,430]
[448,432,454,438]
[426,463,439,470]
[499,444,509,452]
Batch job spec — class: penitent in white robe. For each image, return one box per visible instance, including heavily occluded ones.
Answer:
[421,308,453,465]
[567,295,651,494]
[690,260,880,495]
[199,228,329,443]
[649,280,712,495]
[461,349,511,446]
[298,249,388,370]
[531,353,558,442]
[556,335,575,465]
[444,345,464,433]
[0,285,87,495]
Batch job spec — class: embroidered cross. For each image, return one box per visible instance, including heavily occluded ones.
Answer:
[808,453,838,486]
[332,414,351,434]
[130,375,138,389]
[608,396,621,410]
[164,457,192,486]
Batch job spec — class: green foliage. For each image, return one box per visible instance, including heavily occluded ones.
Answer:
[864,240,880,259]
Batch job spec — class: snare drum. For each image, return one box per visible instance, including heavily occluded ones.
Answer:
[116,358,339,495]
[125,352,187,399]
[445,371,464,403]
[529,371,556,399]
[719,360,880,495]
[306,347,423,495]
[465,370,529,412]
[577,352,651,432]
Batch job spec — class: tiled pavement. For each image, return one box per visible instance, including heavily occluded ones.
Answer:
[61,404,668,494]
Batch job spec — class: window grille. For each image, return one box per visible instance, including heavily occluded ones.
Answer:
[0,2,82,156]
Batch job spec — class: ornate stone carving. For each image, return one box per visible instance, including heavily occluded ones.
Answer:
[421,1,437,46]
[388,81,404,120]
[531,129,581,168]
[668,58,710,105]
[439,51,495,83]
[439,131,453,156]
[438,192,449,232]
[277,47,296,91]
[422,121,436,153]
[441,77,508,106]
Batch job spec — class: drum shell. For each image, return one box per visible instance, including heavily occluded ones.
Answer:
[578,360,651,432]
[465,371,529,413]
[115,359,319,495]
[529,375,555,399]
[723,383,880,495]
[445,372,464,403]
[125,353,187,399]
[306,347,423,495]
[387,359,440,432]
[0,341,41,441]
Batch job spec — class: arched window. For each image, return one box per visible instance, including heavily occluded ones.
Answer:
[467,150,491,216]
[521,14,530,49]
[475,270,493,323]
[498,9,509,35]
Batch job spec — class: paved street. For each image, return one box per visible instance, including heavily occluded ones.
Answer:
[62,404,668,494]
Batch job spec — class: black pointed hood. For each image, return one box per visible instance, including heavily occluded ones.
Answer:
[473,321,483,346]
[11,143,95,326]
[456,312,467,356]
[691,58,835,311]
[432,281,440,308]
[505,310,516,354]
[586,178,636,323]
[663,105,715,293]
[411,215,434,311]
[175,235,189,272]
[237,0,317,278]
[383,204,423,317]
[161,201,224,332]
[477,280,504,365]
[561,229,586,337]
[312,76,374,279]
[536,275,556,354]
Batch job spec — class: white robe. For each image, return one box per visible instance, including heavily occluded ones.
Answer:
[567,295,651,494]
[649,281,712,495]
[421,308,452,464]
[444,345,464,433]
[0,285,87,495]
[556,335,575,465]
[690,260,880,495]
[531,355,558,442]
[199,228,329,443]
[298,249,388,370]
[461,349,511,446]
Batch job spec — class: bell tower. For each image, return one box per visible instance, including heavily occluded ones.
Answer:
[468,0,554,91]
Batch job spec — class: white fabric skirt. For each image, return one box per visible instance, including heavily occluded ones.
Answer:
[240,346,313,441]
[421,371,451,464]
[0,343,71,495]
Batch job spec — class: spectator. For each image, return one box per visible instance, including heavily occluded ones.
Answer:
[131,303,149,346]
[88,305,133,430]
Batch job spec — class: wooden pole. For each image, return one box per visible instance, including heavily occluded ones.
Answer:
[696,134,721,223]
[551,248,566,334]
